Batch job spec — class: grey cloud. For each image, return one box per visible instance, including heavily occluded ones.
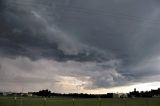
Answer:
[0,57,125,91]
[0,56,160,92]
[0,1,110,62]
[2,0,160,64]
[1,0,160,91]
[0,57,60,92]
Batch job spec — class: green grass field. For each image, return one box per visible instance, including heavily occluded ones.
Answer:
[0,96,160,106]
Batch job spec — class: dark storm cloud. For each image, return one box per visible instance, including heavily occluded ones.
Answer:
[1,0,160,90]
[0,0,111,62]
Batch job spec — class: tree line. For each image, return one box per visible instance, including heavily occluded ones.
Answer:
[128,88,160,98]
[32,88,160,98]
[32,90,114,98]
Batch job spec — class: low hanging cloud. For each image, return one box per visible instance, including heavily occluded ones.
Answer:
[0,56,160,92]
[0,0,160,92]
[0,57,128,92]
[0,57,121,92]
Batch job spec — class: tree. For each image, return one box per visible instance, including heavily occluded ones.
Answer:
[34,89,51,97]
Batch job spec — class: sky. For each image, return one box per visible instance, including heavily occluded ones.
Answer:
[0,0,160,94]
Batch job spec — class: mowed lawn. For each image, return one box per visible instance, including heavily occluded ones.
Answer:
[0,96,160,106]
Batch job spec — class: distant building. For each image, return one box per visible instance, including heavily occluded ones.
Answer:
[113,93,128,98]
[119,93,128,98]
[27,92,33,97]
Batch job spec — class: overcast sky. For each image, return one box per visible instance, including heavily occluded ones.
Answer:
[0,0,160,93]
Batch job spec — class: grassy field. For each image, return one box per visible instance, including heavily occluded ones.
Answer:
[0,96,160,106]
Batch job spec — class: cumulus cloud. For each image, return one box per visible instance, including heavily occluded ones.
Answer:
[0,0,160,92]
